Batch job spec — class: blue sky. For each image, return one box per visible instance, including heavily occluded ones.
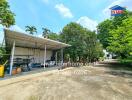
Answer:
[8,0,111,33]
[0,0,132,43]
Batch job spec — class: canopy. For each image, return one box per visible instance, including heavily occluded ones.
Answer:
[4,29,71,50]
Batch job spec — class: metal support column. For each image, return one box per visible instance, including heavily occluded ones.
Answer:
[44,44,46,69]
[61,48,63,66]
[55,51,58,66]
[10,41,15,75]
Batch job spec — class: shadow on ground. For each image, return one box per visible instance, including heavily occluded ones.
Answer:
[105,71,132,78]
[95,61,132,78]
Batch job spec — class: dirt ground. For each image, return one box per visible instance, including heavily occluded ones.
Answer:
[0,63,132,100]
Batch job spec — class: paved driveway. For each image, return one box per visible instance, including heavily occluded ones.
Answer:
[0,63,132,100]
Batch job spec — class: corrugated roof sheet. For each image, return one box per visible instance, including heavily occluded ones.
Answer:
[4,29,71,50]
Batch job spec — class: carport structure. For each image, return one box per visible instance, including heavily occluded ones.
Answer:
[4,29,71,75]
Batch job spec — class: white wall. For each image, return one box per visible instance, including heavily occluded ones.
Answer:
[103,49,112,59]
[14,47,52,64]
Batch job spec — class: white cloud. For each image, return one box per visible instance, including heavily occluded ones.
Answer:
[9,25,26,33]
[55,3,73,18]
[103,0,132,18]
[77,16,98,31]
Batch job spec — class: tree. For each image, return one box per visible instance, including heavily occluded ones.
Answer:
[25,26,37,35]
[107,17,132,58]
[83,30,104,62]
[97,10,132,58]
[42,28,50,38]
[112,10,132,29]
[0,0,15,27]
[0,43,7,64]
[60,22,85,62]
[97,10,132,49]
[41,28,59,40]
[48,32,60,41]
[61,22,104,62]
[0,0,15,63]
[97,19,113,48]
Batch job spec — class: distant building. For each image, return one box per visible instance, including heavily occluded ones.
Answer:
[103,50,112,59]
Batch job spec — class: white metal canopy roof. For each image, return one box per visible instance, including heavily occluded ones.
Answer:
[4,29,71,50]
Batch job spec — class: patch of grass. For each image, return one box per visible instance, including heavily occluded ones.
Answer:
[117,58,132,71]
[120,58,132,64]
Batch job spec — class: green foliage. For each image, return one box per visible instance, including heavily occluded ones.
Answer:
[25,26,37,35]
[48,33,60,41]
[120,59,132,64]
[107,17,132,58]
[97,10,132,58]
[41,28,60,40]
[0,46,6,64]
[97,19,113,48]
[61,22,104,62]
[42,28,50,38]
[119,56,132,67]
[0,0,15,27]
[0,47,6,57]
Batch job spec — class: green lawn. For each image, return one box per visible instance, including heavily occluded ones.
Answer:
[120,58,132,64]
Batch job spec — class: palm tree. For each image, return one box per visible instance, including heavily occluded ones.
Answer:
[25,26,37,35]
[42,28,50,38]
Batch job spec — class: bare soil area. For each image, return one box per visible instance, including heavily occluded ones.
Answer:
[0,64,132,100]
